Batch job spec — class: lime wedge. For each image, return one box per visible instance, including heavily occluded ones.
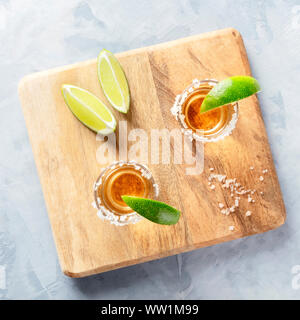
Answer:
[61,84,116,134]
[97,49,130,113]
[200,76,260,113]
[121,196,180,225]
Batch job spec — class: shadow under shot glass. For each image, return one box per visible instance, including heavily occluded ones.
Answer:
[93,160,159,226]
[171,79,239,142]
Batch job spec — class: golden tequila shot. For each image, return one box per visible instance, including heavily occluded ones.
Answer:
[93,161,158,226]
[171,79,238,142]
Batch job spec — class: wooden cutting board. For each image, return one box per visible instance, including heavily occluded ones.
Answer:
[18,28,286,278]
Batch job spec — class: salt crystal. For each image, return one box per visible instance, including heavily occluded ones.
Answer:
[217,174,226,182]
[219,203,224,209]
[153,184,160,197]
[250,166,254,170]
[262,169,268,174]
[245,211,252,217]
[230,206,235,213]
[209,168,214,171]
[210,185,215,190]
[259,176,264,181]
[229,226,235,231]
[221,208,230,215]
[260,191,264,195]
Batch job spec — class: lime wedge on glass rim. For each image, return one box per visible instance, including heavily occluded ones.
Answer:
[121,196,180,225]
[200,76,260,113]
[61,84,116,134]
[97,49,130,113]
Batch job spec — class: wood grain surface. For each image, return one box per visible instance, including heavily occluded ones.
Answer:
[18,28,286,277]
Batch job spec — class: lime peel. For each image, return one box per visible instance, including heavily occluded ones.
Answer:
[200,76,260,113]
[121,196,180,225]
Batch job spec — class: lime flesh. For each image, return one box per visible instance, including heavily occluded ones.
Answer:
[121,196,180,225]
[97,49,130,113]
[200,76,260,113]
[61,84,116,134]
